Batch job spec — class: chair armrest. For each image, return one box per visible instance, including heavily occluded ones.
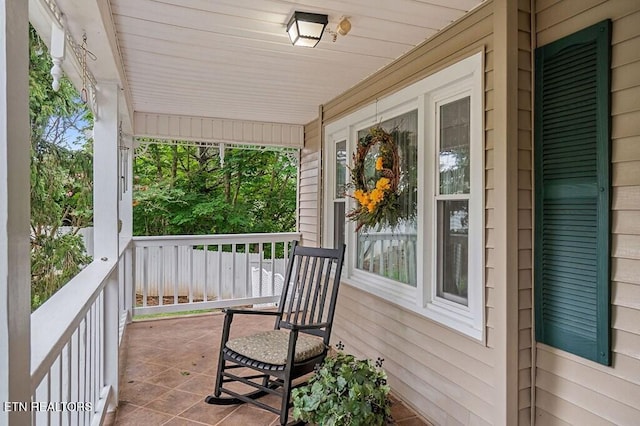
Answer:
[223,308,281,317]
[219,308,282,346]
[280,322,329,331]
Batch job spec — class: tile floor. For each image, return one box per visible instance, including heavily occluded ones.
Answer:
[107,313,433,426]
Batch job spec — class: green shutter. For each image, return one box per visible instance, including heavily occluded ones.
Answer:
[534,20,611,365]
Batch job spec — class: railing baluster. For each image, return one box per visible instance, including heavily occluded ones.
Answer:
[58,351,63,425]
[189,245,194,304]
[258,242,264,298]
[271,241,276,294]
[129,247,136,317]
[89,309,94,425]
[217,244,222,301]
[203,245,208,302]
[72,330,79,426]
[80,318,86,426]
[245,243,250,298]
[98,293,104,406]
[65,340,71,426]
[158,246,164,306]
[142,246,148,308]
[231,243,236,298]
[173,245,179,305]
[51,353,60,425]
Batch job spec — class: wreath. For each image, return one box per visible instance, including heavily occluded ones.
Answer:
[348,126,403,232]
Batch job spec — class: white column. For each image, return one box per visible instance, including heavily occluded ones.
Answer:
[93,82,120,408]
[119,134,133,246]
[94,82,120,261]
[118,134,134,320]
[0,1,31,425]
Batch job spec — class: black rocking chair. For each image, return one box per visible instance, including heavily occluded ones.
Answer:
[205,241,346,425]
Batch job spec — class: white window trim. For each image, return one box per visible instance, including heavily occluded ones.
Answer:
[323,52,485,341]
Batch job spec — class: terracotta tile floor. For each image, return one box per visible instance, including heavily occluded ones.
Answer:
[108,313,432,426]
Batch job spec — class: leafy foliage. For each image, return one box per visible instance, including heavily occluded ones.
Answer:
[292,351,392,426]
[29,25,93,310]
[133,144,297,236]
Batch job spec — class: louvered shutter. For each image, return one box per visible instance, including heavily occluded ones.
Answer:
[534,20,611,365]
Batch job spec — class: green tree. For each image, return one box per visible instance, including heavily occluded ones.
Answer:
[133,144,297,236]
[29,26,93,310]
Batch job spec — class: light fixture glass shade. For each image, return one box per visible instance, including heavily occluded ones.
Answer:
[286,11,328,48]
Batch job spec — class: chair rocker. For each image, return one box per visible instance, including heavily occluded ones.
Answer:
[205,241,346,425]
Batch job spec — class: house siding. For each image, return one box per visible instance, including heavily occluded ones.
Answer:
[534,0,640,424]
[298,119,321,248]
[321,3,499,425]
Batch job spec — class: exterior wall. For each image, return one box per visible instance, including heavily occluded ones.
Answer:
[321,4,500,425]
[533,1,640,424]
[298,118,321,247]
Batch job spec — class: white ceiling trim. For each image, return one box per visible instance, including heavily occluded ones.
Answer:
[133,112,304,148]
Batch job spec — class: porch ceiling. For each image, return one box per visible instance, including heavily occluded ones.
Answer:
[33,0,483,130]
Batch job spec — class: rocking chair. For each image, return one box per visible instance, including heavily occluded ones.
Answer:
[205,241,346,425]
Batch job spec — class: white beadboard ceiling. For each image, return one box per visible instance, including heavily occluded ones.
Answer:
[30,0,481,130]
[107,0,483,126]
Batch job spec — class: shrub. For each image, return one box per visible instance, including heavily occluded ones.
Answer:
[292,351,392,426]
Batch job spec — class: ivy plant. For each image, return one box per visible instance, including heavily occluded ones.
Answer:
[291,351,392,426]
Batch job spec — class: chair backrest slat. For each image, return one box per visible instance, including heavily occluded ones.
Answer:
[308,257,327,324]
[275,242,346,344]
[316,260,333,325]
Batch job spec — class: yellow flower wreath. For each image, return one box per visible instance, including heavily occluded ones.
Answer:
[348,126,401,231]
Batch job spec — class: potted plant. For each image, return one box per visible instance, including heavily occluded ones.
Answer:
[291,345,392,425]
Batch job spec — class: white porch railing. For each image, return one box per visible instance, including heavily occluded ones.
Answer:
[30,255,122,426]
[131,233,300,316]
[28,232,299,425]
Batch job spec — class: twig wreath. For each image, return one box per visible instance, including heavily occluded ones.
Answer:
[348,125,402,232]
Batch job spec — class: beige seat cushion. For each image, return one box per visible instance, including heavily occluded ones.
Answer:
[225,330,325,365]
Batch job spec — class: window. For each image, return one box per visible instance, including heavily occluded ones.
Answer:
[534,20,611,365]
[325,131,347,250]
[324,53,484,340]
[356,111,418,286]
[334,140,347,249]
[437,97,470,305]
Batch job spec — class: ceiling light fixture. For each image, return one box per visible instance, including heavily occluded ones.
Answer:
[286,11,328,48]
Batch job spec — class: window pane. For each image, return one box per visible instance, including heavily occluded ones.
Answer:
[439,97,470,195]
[335,140,347,198]
[437,200,469,305]
[334,201,345,249]
[356,110,418,286]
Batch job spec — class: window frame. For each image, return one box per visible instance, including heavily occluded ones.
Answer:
[324,129,348,250]
[323,52,485,340]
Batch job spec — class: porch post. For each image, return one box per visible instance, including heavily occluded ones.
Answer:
[93,81,120,409]
[0,0,31,424]
[493,0,520,424]
[119,134,134,320]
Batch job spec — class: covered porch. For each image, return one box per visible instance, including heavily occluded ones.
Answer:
[2,0,487,425]
[5,0,640,425]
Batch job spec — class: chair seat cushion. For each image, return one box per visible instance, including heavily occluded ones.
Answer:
[225,330,325,365]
